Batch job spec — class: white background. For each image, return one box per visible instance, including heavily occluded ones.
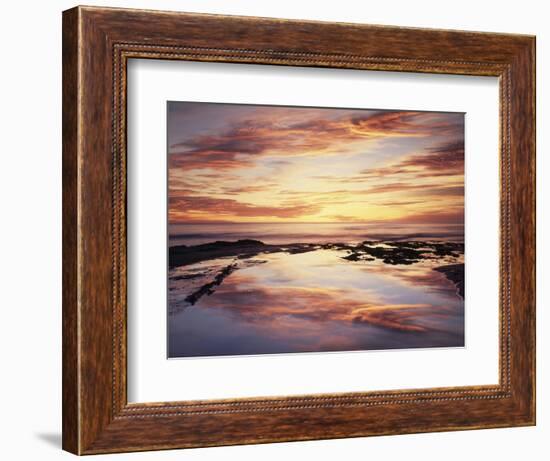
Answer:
[0,1,546,460]
[128,60,499,402]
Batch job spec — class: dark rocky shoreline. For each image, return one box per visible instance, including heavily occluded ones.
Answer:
[170,239,465,307]
[169,239,318,268]
[434,264,465,298]
[169,239,463,267]
[340,240,463,265]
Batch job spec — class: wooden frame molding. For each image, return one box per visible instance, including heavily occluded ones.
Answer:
[62,5,535,455]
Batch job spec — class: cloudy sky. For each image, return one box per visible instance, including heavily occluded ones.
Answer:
[167,102,464,224]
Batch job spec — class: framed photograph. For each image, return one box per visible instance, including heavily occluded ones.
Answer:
[62,6,535,455]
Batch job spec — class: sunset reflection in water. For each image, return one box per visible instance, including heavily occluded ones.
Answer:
[168,248,464,358]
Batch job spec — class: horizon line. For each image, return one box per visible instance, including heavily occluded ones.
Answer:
[168,221,465,225]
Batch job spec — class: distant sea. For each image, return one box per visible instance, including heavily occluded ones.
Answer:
[169,222,464,247]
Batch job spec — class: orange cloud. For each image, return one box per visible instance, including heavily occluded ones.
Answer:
[169,194,322,222]
[339,140,465,184]
[392,210,464,225]
[167,103,464,224]
[169,110,463,171]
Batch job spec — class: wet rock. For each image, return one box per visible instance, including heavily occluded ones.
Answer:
[184,263,238,305]
[434,263,464,298]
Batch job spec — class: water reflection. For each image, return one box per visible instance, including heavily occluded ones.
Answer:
[168,248,464,358]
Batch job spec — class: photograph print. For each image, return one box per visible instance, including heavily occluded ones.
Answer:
[167,101,465,358]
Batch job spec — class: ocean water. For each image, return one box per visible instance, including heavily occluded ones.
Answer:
[167,223,464,358]
[169,222,464,247]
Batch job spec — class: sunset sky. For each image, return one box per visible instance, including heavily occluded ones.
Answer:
[167,102,464,225]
